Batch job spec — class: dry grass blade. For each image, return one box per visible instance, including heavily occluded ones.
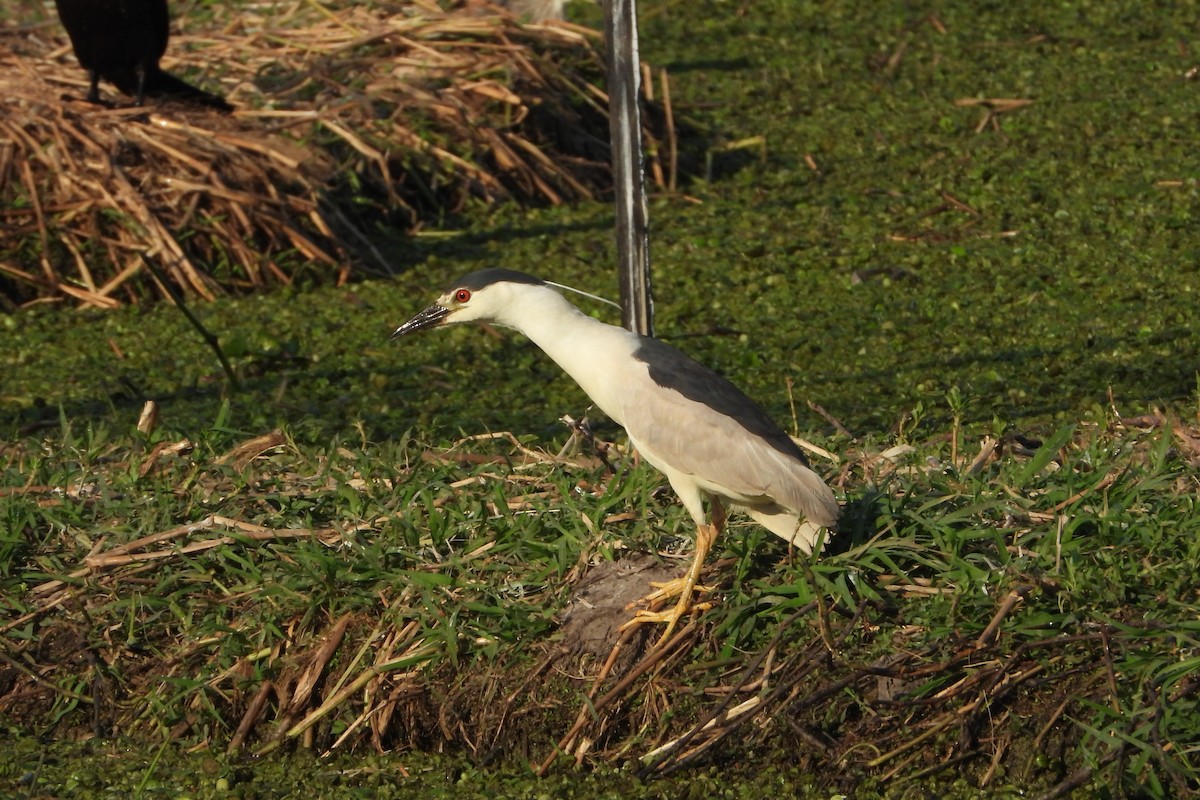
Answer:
[288,615,352,716]
[24,514,339,602]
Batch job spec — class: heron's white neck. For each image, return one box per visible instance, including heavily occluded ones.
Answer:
[493,286,637,425]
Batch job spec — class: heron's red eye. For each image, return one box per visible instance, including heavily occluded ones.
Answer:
[454,289,471,303]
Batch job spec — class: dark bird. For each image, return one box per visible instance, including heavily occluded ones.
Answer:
[54,0,233,110]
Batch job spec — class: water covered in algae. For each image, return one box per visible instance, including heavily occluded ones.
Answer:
[4,731,1022,799]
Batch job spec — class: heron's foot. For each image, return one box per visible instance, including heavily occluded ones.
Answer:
[621,521,721,645]
[621,601,715,628]
[629,577,714,607]
[619,590,715,646]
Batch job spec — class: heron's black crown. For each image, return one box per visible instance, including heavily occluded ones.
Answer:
[448,268,546,293]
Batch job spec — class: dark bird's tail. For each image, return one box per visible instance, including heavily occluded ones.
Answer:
[105,65,233,110]
[140,67,233,111]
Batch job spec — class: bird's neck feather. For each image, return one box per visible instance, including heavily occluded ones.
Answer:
[498,289,636,425]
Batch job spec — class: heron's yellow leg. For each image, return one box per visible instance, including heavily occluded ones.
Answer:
[621,499,727,645]
[621,522,716,642]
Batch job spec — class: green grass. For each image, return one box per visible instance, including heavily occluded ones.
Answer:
[3,397,1198,797]
[4,0,1200,797]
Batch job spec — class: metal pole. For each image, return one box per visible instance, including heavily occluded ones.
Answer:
[604,0,653,336]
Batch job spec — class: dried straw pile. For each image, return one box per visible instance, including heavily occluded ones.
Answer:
[0,1,661,308]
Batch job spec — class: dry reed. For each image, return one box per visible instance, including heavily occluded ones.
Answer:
[0,1,667,307]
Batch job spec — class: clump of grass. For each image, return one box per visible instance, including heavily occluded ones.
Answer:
[2,394,1197,797]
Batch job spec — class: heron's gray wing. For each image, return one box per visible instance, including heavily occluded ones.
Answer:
[631,339,805,460]
[616,338,838,527]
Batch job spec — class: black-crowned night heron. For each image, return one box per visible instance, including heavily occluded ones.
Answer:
[392,269,840,640]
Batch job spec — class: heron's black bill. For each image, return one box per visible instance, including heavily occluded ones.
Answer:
[390,304,451,339]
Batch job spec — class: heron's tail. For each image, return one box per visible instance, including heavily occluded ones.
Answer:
[745,507,832,555]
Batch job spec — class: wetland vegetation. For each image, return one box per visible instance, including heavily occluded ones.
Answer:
[2,0,1199,798]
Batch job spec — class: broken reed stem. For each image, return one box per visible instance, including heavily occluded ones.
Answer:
[975,584,1031,647]
[661,68,677,192]
[137,255,239,388]
[228,681,275,754]
[867,713,957,768]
